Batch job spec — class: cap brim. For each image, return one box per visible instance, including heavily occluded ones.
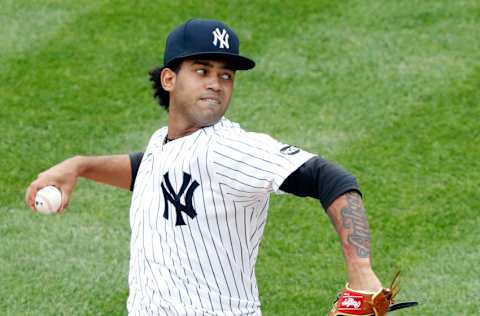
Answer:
[165,52,255,70]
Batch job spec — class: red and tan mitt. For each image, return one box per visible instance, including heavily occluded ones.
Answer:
[328,272,418,316]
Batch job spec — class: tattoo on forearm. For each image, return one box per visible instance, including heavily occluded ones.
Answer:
[340,193,371,258]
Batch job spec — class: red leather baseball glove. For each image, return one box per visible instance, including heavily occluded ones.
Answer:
[328,272,418,316]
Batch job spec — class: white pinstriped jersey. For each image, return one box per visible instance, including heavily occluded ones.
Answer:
[127,117,314,315]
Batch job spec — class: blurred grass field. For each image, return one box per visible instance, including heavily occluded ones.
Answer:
[1,0,479,315]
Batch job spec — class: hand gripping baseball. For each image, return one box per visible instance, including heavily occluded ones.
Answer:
[26,157,80,213]
[328,272,418,316]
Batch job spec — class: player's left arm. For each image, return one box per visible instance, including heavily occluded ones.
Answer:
[280,156,382,291]
[326,191,381,291]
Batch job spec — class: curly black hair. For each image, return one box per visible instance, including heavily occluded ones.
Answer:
[149,60,182,111]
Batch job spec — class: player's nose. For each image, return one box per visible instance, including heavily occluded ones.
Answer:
[205,75,221,92]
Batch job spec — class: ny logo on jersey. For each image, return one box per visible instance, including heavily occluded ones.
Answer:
[161,172,199,226]
[212,28,230,49]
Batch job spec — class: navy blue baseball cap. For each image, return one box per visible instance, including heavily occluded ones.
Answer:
[162,19,255,70]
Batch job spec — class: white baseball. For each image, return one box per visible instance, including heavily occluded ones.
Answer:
[35,185,62,215]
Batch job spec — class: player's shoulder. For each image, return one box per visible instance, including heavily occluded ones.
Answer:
[145,126,168,151]
[210,117,276,142]
[208,118,289,156]
[209,118,256,141]
[151,126,168,138]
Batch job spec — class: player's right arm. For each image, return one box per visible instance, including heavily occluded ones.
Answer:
[280,157,382,291]
[26,154,135,212]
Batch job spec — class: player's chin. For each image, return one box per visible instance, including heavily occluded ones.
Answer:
[192,109,225,127]
[195,102,227,124]
[198,114,223,127]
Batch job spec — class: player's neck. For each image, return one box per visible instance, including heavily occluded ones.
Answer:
[166,113,201,141]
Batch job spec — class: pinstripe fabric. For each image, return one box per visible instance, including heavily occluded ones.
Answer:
[127,118,314,315]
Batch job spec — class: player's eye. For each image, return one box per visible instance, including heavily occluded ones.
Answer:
[195,69,206,76]
[221,73,232,80]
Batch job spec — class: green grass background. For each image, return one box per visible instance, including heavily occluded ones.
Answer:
[1,0,479,315]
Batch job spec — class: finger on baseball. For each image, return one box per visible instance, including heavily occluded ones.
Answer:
[59,192,69,213]
[25,182,40,211]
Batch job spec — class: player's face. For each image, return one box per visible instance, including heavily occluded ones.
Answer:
[167,59,235,130]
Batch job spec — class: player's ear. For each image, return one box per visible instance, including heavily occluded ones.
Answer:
[161,68,176,92]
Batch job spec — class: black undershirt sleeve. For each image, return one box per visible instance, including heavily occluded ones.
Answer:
[129,152,144,191]
[279,156,362,210]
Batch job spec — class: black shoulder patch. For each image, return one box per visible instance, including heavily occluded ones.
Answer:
[280,145,300,155]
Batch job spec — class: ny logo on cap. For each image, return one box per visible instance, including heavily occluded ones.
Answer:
[212,28,230,49]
